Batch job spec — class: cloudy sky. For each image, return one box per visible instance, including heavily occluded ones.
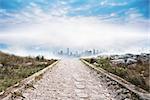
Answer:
[0,0,149,57]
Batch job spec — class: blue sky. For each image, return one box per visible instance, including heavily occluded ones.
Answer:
[0,0,149,17]
[0,0,149,56]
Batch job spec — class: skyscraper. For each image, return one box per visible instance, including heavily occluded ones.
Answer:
[93,49,96,55]
[67,48,69,55]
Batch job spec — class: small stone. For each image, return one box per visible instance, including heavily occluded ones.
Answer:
[124,98,132,100]
[116,89,123,95]
[0,63,3,67]
[75,78,84,82]
[122,89,130,94]
[76,93,88,98]
[0,90,4,96]
[75,89,83,93]
[106,78,111,82]
[113,85,120,90]
[75,84,85,89]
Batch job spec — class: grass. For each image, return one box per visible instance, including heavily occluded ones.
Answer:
[84,57,150,92]
[0,51,57,92]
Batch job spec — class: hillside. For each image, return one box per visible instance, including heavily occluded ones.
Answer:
[0,51,56,92]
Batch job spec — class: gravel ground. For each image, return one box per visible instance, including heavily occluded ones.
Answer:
[17,59,116,100]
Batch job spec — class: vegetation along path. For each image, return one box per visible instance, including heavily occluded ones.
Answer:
[11,59,117,100]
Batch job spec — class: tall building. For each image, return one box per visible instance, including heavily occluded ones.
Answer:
[67,48,69,55]
[93,49,96,55]
[60,50,63,55]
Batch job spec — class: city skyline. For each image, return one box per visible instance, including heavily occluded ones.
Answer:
[56,48,100,57]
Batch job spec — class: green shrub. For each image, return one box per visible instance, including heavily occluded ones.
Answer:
[114,67,127,78]
[128,76,144,86]
[0,78,20,92]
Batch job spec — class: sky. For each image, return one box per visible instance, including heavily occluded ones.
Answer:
[0,0,149,57]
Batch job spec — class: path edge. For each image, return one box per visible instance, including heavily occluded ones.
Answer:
[80,59,150,100]
[0,60,60,99]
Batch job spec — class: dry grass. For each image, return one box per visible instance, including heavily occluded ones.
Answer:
[35,73,43,81]
[84,57,150,92]
[0,51,57,92]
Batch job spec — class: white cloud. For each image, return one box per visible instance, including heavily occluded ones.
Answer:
[125,8,143,19]
[0,15,149,54]
[100,0,107,6]
[109,2,127,6]
[0,1,149,57]
[100,1,127,7]
[110,13,116,17]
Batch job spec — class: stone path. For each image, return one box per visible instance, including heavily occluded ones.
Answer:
[17,59,116,100]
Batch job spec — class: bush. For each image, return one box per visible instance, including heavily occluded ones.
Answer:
[114,67,127,78]
[128,76,144,86]
[36,55,45,61]
[36,56,40,61]
[0,78,20,92]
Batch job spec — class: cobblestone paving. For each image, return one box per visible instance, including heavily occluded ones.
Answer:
[20,59,116,100]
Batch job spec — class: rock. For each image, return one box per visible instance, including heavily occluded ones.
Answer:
[75,84,85,89]
[0,90,4,96]
[116,94,127,100]
[0,63,3,67]
[113,85,120,90]
[74,78,84,82]
[122,89,130,94]
[75,89,83,93]
[107,81,113,86]
[93,62,99,66]
[124,98,131,100]
[106,78,111,82]
[76,92,88,98]
[38,62,48,65]
[108,85,115,90]
[126,93,132,98]
[111,59,125,65]
[24,62,32,66]
[112,81,118,85]
[126,58,137,65]
[116,95,122,100]
[116,89,123,95]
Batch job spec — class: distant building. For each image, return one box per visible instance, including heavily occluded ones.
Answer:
[93,49,96,55]
[84,50,92,55]
[96,50,99,54]
[67,48,69,55]
[70,52,72,56]
[60,50,63,55]
[57,48,102,57]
